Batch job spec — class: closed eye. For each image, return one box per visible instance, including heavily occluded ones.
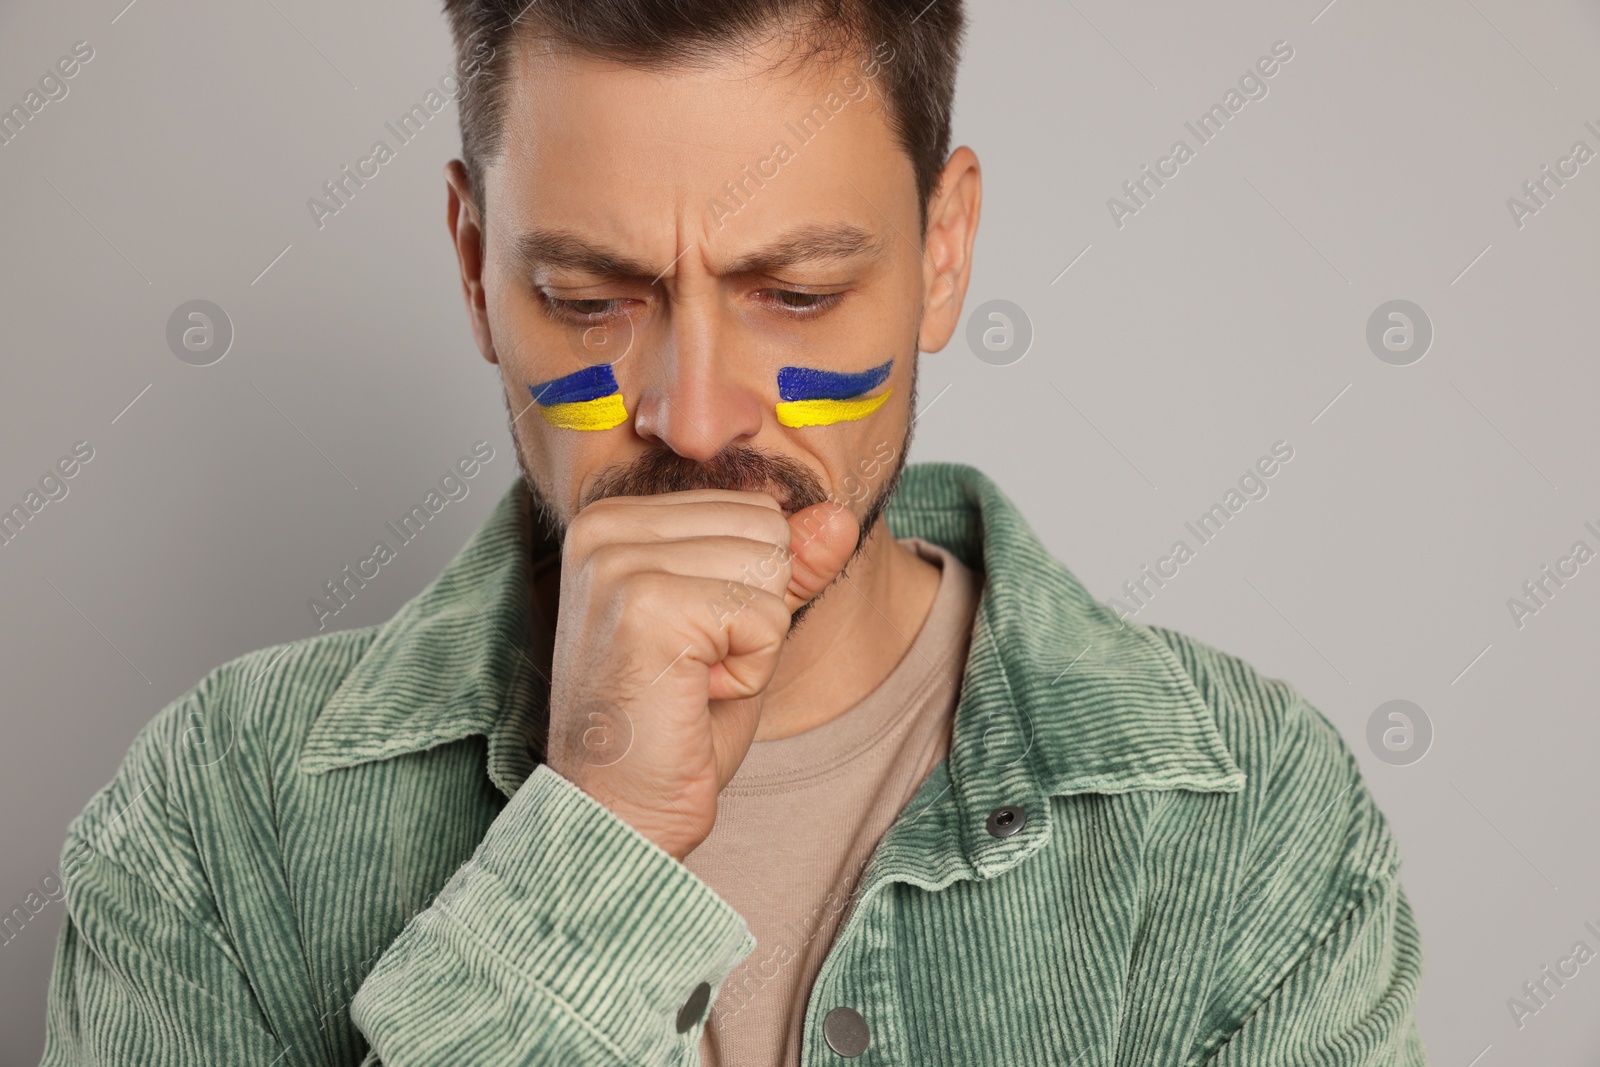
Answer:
[538,294,633,326]
[537,288,845,325]
[757,289,844,316]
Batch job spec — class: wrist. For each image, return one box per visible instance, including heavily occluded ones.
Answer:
[548,762,707,862]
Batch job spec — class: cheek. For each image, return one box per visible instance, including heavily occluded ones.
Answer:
[509,400,629,519]
[491,290,631,434]
[800,395,907,510]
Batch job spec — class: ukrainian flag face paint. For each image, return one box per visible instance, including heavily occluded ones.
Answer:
[775,359,894,428]
[529,364,629,431]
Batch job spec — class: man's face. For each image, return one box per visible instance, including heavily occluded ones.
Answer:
[451,32,973,537]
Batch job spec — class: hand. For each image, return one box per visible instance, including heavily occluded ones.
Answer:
[544,489,858,860]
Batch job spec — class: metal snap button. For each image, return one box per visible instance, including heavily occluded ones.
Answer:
[986,805,1028,838]
[823,1005,871,1057]
[676,981,711,1034]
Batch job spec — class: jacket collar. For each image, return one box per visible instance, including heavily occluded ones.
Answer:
[299,481,551,798]
[300,464,1243,818]
[886,463,1244,798]
[874,463,1245,886]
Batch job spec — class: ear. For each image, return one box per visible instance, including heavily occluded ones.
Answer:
[916,146,982,355]
[445,159,497,365]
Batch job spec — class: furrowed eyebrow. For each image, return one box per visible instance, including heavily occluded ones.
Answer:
[720,223,890,276]
[509,222,889,283]
[510,230,660,282]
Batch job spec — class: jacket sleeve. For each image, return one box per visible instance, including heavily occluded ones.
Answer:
[41,709,753,1066]
[1202,871,1428,1066]
[1199,695,1429,1066]
[39,753,293,1064]
[350,765,755,1066]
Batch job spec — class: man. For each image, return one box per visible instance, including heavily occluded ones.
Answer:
[40,1,1428,1064]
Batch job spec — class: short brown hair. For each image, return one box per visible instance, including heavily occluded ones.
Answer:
[441,0,966,231]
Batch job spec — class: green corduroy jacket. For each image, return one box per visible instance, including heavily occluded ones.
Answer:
[41,463,1427,1066]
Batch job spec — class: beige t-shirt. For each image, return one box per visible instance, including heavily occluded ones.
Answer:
[683,537,982,1067]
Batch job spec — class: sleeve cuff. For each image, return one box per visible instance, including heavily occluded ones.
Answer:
[353,764,754,1066]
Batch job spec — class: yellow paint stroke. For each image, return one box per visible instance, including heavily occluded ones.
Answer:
[775,389,892,428]
[538,394,629,431]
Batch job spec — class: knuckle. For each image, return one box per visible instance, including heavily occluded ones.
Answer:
[737,545,789,593]
[563,509,603,558]
[619,571,675,619]
[584,543,631,587]
[758,510,791,546]
[743,589,789,634]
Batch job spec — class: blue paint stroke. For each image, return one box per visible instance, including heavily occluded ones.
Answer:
[777,359,893,402]
[530,364,620,406]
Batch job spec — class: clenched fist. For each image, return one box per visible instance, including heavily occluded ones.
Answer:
[545,489,859,860]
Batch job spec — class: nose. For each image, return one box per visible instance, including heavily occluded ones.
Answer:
[630,305,765,462]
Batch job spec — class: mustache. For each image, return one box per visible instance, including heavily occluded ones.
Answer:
[579,445,829,512]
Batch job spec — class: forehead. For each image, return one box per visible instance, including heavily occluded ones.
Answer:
[486,35,915,249]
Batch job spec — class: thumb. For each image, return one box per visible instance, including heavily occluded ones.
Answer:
[783,500,858,612]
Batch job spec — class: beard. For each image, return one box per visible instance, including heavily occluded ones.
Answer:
[503,358,917,631]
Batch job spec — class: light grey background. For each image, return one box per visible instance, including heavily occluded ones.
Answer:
[2,0,1596,1062]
